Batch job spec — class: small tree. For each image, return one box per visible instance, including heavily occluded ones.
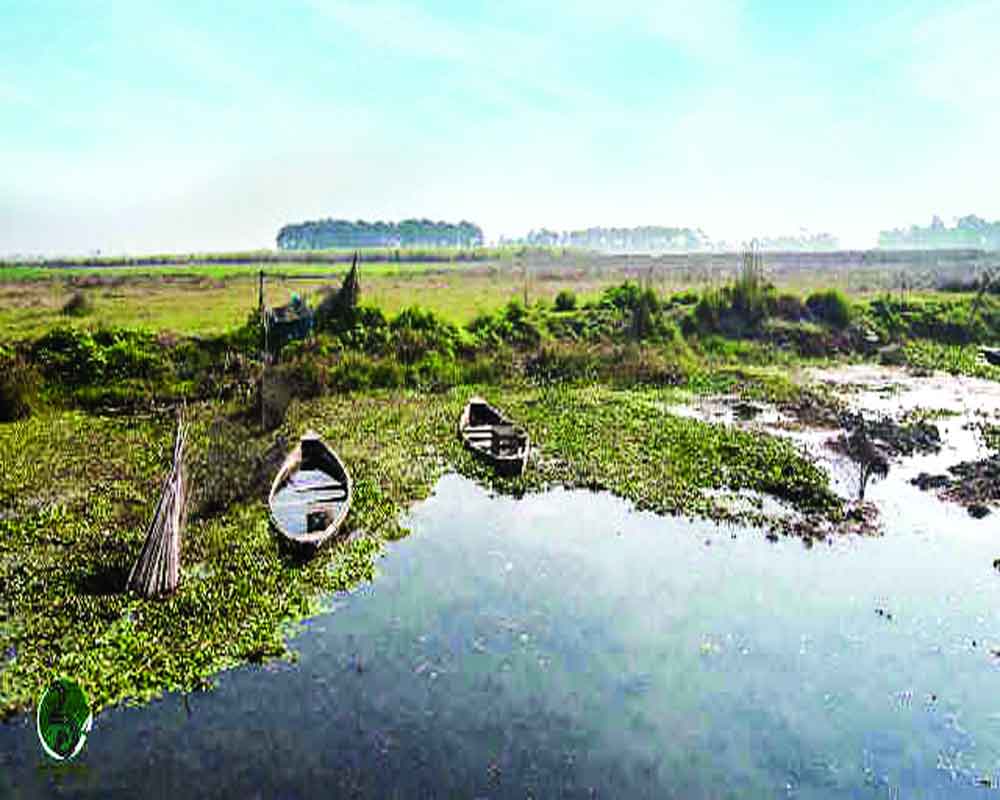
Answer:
[840,413,890,500]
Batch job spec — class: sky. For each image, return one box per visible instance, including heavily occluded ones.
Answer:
[1,0,998,255]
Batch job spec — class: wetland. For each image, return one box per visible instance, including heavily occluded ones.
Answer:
[1,253,999,796]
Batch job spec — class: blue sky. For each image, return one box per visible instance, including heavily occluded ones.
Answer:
[1,0,997,254]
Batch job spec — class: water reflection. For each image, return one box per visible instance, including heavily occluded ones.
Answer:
[3,473,1000,798]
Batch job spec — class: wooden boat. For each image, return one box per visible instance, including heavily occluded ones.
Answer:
[458,396,530,477]
[980,346,1000,367]
[268,431,352,549]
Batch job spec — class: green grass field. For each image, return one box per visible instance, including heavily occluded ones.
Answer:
[0,247,991,340]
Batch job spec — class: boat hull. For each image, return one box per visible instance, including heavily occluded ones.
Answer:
[268,431,353,550]
[458,397,530,477]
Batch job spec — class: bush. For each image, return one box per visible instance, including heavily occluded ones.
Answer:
[226,311,264,354]
[389,307,459,364]
[806,289,851,328]
[606,343,688,386]
[327,354,405,392]
[96,329,166,380]
[668,289,700,306]
[466,301,542,350]
[629,288,661,340]
[600,281,643,311]
[61,291,92,317]
[32,327,106,385]
[0,357,41,421]
[693,288,726,332]
[335,306,390,354]
[408,352,462,390]
[553,290,577,312]
[775,293,806,320]
[526,343,600,383]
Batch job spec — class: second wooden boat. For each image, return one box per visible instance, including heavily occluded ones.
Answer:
[458,396,530,477]
[268,431,352,549]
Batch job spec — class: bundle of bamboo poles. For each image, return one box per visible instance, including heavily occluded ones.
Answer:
[127,415,188,597]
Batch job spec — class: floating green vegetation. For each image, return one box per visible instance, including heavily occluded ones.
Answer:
[0,381,839,720]
[900,340,1000,381]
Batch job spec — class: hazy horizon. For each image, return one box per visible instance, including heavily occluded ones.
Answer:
[2,1,998,256]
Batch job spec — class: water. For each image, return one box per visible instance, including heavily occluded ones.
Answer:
[270,468,348,538]
[4,463,1000,798]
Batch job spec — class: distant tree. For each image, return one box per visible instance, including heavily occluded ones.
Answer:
[277,219,484,250]
[878,215,1000,250]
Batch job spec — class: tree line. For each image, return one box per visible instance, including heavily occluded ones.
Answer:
[502,227,840,252]
[878,215,1000,250]
[277,219,484,250]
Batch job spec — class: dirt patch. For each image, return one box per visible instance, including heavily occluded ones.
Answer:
[911,455,1000,518]
[827,411,942,459]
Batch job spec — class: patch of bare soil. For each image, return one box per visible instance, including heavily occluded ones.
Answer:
[912,456,1000,518]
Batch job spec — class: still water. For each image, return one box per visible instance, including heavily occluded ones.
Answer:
[3,470,1000,798]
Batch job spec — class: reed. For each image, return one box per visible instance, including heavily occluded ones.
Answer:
[127,415,188,597]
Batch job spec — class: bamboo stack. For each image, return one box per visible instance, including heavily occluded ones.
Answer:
[127,416,188,597]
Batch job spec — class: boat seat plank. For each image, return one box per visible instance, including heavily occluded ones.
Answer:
[292,482,345,493]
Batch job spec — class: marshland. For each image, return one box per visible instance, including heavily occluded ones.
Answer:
[2,246,1000,797]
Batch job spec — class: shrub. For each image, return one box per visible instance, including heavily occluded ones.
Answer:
[389,307,459,362]
[600,281,643,311]
[96,329,166,380]
[775,293,806,320]
[526,343,600,383]
[226,311,264,354]
[407,352,462,390]
[460,354,516,384]
[327,354,405,392]
[606,343,688,386]
[668,289,700,306]
[0,357,41,421]
[553,290,577,312]
[694,288,726,332]
[806,289,851,328]
[32,327,106,385]
[466,301,542,350]
[629,288,661,340]
[61,291,92,317]
[335,306,390,354]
